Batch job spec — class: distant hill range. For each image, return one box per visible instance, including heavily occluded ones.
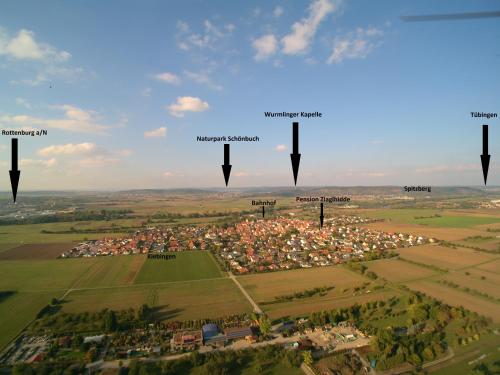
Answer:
[1,186,499,199]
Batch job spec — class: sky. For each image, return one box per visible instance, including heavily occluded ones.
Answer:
[0,0,499,190]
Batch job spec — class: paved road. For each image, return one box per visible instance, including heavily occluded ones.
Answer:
[228,272,262,314]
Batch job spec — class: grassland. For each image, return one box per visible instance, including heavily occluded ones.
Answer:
[397,245,496,270]
[365,258,440,282]
[236,266,398,319]
[62,278,252,321]
[135,251,223,284]
[0,291,59,351]
[431,332,500,375]
[364,209,500,228]
[405,280,500,323]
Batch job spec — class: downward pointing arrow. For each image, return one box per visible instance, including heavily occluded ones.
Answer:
[222,143,232,186]
[290,122,301,186]
[9,138,20,203]
[262,206,265,218]
[320,202,324,229]
[481,125,491,185]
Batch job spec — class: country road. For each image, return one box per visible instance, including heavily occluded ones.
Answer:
[228,272,263,314]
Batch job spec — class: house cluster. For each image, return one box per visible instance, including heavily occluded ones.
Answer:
[60,226,208,258]
[215,217,431,273]
[171,324,256,350]
[59,216,431,272]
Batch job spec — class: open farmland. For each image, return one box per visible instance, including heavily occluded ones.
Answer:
[405,280,500,323]
[363,209,500,227]
[0,292,59,351]
[62,278,252,321]
[0,222,129,255]
[476,258,500,273]
[397,244,496,270]
[0,243,74,260]
[135,251,223,284]
[263,289,399,319]
[362,222,483,241]
[237,266,368,302]
[69,255,146,288]
[439,272,500,299]
[236,266,392,318]
[365,258,440,282]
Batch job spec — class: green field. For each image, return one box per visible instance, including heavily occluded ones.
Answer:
[135,251,223,284]
[62,278,251,321]
[414,216,500,228]
[0,291,59,350]
[365,209,500,228]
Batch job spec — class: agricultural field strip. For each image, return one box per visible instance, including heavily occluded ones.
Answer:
[19,276,230,295]
[383,256,500,285]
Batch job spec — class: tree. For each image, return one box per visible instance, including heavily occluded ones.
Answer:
[104,310,118,332]
[258,315,271,335]
[302,350,313,366]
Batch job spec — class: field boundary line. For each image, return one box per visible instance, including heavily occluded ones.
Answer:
[228,272,262,314]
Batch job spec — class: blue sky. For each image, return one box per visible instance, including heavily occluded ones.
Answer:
[0,0,499,189]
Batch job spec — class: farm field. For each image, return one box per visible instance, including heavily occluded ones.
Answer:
[405,280,500,323]
[365,258,440,282]
[0,243,74,260]
[0,259,97,291]
[69,255,146,288]
[397,245,497,270]
[237,266,368,303]
[62,278,252,321]
[361,221,483,241]
[0,222,129,253]
[476,258,500,273]
[440,272,500,299]
[236,266,394,319]
[134,251,223,284]
[0,291,59,351]
[0,256,147,349]
[263,289,399,319]
[363,209,500,228]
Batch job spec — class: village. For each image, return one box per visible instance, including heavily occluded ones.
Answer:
[60,216,432,273]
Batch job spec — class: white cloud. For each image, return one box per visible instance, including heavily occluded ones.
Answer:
[141,87,152,97]
[153,72,181,85]
[184,70,222,91]
[144,126,167,138]
[0,27,85,86]
[176,21,190,33]
[234,171,250,177]
[15,97,32,109]
[274,6,284,17]
[275,144,287,152]
[327,26,383,64]
[282,0,337,55]
[37,143,96,156]
[20,158,58,168]
[415,164,476,174]
[253,34,278,61]
[0,28,70,62]
[0,105,119,134]
[176,19,234,51]
[78,156,120,167]
[167,96,209,117]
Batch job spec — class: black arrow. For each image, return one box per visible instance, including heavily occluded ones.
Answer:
[481,125,491,186]
[222,143,232,186]
[290,122,301,185]
[262,206,265,218]
[9,138,20,203]
[319,202,324,229]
